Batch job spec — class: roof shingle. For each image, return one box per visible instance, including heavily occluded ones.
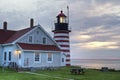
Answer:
[0,30,16,44]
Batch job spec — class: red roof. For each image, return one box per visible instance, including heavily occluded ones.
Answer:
[0,30,16,44]
[6,27,34,43]
[0,27,34,44]
[18,43,61,51]
[57,11,66,17]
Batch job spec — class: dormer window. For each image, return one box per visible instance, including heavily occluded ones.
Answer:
[36,31,39,34]
[43,37,47,44]
[29,35,33,43]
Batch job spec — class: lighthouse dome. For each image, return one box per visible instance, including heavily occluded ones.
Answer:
[57,11,66,17]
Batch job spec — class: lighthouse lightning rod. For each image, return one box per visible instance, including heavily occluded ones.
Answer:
[67,5,71,31]
[67,6,69,25]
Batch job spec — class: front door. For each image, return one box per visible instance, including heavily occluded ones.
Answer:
[18,53,21,67]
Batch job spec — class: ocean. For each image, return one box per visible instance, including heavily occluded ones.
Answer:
[71,59,120,70]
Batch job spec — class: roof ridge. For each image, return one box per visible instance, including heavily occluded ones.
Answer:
[17,27,34,31]
[0,29,16,32]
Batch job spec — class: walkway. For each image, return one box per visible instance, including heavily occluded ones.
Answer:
[19,72,74,80]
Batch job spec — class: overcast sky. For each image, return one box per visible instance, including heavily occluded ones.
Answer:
[0,0,120,59]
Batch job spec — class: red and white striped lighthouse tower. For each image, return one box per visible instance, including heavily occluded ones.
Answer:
[52,10,71,66]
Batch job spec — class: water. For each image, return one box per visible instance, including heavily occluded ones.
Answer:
[71,59,120,70]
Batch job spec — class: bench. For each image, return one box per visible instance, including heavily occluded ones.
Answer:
[70,68,84,75]
[101,67,115,72]
[101,67,108,72]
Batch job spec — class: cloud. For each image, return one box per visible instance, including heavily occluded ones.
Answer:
[88,3,120,16]
[71,25,120,42]
[71,34,92,42]
[71,25,120,50]
[82,15,120,30]
[77,41,119,50]
[96,0,120,5]
[78,35,92,40]
[112,35,120,39]
[111,35,120,43]
[0,0,36,12]
[0,0,70,30]
[86,0,120,17]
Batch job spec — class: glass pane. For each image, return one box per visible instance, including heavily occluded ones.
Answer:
[9,52,11,61]
[48,53,52,61]
[4,52,7,61]
[35,53,39,61]
[29,36,32,42]
[60,17,65,23]
[43,37,46,44]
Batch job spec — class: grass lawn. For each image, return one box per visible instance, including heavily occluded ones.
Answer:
[0,66,120,80]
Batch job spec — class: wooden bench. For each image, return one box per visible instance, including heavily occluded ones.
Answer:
[70,68,84,75]
[101,67,108,72]
[101,67,115,72]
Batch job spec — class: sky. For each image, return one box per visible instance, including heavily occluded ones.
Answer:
[0,0,120,59]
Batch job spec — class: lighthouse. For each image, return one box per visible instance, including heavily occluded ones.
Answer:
[52,11,71,66]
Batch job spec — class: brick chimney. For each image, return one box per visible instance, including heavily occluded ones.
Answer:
[30,18,34,28]
[3,21,7,30]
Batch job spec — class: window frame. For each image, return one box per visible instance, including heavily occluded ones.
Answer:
[28,35,33,43]
[36,31,39,34]
[4,52,7,61]
[8,51,11,61]
[47,53,53,63]
[34,52,41,63]
[62,58,64,63]
[42,37,47,44]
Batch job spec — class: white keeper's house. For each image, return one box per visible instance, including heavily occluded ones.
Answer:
[0,11,71,68]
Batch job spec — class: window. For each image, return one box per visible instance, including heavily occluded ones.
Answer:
[29,36,33,42]
[4,52,7,61]
[60,17,65,23]
[36,31,39,34]
[47,53,53,63]
[62,58,64,62]
[43,37,47,44]
[8,52,11,61]
[34,52,40,62]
